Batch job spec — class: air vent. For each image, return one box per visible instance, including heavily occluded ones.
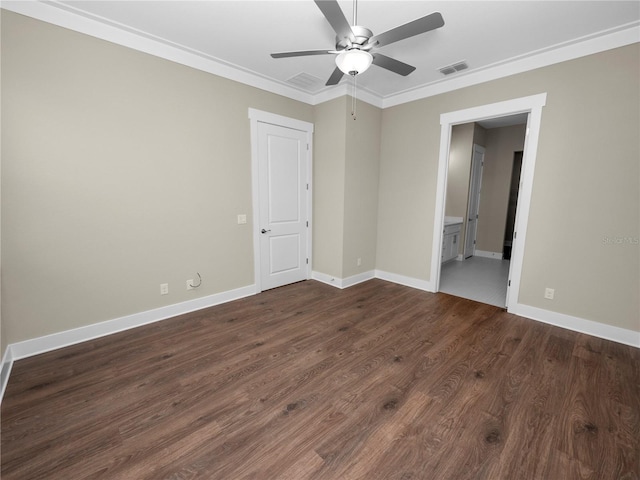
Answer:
[286,72,324,92]
[438,60,468,76]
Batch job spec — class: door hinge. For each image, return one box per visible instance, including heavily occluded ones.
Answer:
[473,240,476,245]
[306,143,309,150]
[514,231,517,239]
[508,280,511,287]
[306,221,309,227]
[306,183,309,190]
[306,258,309,264]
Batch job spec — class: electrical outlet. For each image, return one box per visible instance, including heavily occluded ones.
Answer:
[160,283,169,295]
[186,279,194,290]
[544,287,555,300]
[237,214,247,225]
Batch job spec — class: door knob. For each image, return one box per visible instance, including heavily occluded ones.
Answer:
[261,229,271,234]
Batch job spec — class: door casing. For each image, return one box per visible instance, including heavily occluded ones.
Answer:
[249,108,314,293]
[431,93,546,312]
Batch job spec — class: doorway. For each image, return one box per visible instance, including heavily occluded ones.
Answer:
[440,121,525,307]
[430,94,547,312]
[249,109,314,292]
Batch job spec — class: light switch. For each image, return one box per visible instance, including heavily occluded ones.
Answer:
[237,214,247,225]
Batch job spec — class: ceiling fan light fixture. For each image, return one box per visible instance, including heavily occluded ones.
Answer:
[335,49,373,76]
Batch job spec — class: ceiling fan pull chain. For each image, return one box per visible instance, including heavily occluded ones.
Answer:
[352,74,357,120]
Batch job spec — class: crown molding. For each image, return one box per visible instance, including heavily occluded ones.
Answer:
[2,0,317,104]
[3,2,638,109]
[382,22,640,108]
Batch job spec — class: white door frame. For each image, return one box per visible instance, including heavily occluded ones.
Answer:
[431,93,546,311]
[248,108,314,293]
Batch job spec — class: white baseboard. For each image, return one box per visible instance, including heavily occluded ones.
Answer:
[343,271,376,288]
[3,274,637,406]
[311,271,343,288]
[8,284,257,361]
[512,303,640,348]
[311,270,376,289]
[474,250,504,260]
[375,270,435,293]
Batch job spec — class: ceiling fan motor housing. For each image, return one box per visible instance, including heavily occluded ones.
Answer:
[336,25,374,50]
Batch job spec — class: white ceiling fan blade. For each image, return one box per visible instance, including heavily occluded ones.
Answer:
[368,12,444,48]
[271,50,338,58]
[372,53,416,76]
[314,0,355,43]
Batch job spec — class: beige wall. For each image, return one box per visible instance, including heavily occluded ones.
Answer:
[476,124,526,253]
[343,100,381,278]
[0,8,4,359]
[445,122,488,256]
[2,11,638,351]
[377,43,639,331]
[445,123,474,221]
[312,97,347,278]
[1,12,313,344]
[312,97,381,280]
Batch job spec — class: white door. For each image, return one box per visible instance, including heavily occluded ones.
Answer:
[257,122,309,290]
[464,144,485,258]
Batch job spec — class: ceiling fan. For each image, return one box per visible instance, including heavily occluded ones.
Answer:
[271,0,445,86]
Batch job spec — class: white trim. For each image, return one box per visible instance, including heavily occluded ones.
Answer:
[1,0,317,105]
[8,285,256,361]
[2,1,636,109]
[1,346,15,404]
[342,271,376,288]
[311,271,343,288]
[248,108,314,134]
[248,109,314,293]
[375,270,434,293]
[512,303,640,348]
[431,93,547,314]
[311,270,376,289]
[382,24,640,108]
[1,275,636,406]
[474,250,504,260]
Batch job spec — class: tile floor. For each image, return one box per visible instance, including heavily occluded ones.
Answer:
[439,256,510,308]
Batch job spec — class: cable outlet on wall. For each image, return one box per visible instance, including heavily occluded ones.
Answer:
[544,287,555,300]
[186,279,194,290]
[160,283,169,295]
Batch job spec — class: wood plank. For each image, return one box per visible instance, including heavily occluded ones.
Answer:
[2,279,638,479]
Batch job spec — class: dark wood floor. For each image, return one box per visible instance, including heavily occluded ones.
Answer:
[2,279,639,479]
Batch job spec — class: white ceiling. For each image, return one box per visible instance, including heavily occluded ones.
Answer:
[6,1,640,106]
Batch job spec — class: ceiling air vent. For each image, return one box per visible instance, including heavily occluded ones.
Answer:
[286,72,324,92]
[438,60,468,76]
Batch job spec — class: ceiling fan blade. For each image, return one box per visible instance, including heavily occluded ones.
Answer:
[372,53,416,76]
[271,50,336,59]
[326,66,344,86]
[314,0,355,43]
[368,12,444,48]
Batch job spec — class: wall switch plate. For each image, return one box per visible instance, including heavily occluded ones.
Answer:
[237,214,247,224]
[160,283,169,295]
[544,287,554,300]
[357,257,362,266]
